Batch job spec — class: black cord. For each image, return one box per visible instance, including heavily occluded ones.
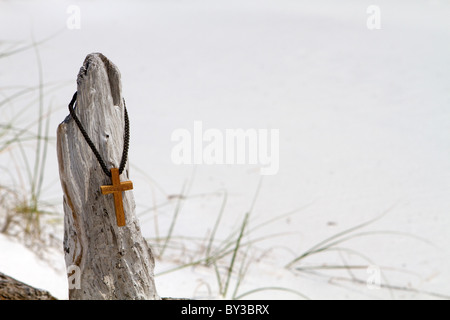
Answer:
[68,91,130,177]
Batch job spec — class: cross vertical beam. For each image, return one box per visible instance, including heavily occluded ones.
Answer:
[100,168,133,227]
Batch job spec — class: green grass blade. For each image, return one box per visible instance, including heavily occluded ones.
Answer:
[222,212,249,297]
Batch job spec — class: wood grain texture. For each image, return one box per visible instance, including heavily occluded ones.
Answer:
[0,272,57,300]
[57,53,159,300]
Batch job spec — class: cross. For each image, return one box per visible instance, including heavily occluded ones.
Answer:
[100,168,133,227]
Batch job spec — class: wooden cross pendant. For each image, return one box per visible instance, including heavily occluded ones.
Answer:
[100,168,133,227]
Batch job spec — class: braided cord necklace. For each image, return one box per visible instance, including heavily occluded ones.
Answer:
[68,91,133,227]
[68,91,130,177]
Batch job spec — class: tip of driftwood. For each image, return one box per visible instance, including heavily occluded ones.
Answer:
[76,52,122,107]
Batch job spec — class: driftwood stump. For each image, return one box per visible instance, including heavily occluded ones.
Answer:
[57,53,159,300]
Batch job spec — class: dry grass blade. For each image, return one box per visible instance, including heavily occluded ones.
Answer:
[285,205,396,268]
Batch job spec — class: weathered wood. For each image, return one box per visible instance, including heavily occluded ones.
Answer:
[57,53,159,300]
[0,272,57,300]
